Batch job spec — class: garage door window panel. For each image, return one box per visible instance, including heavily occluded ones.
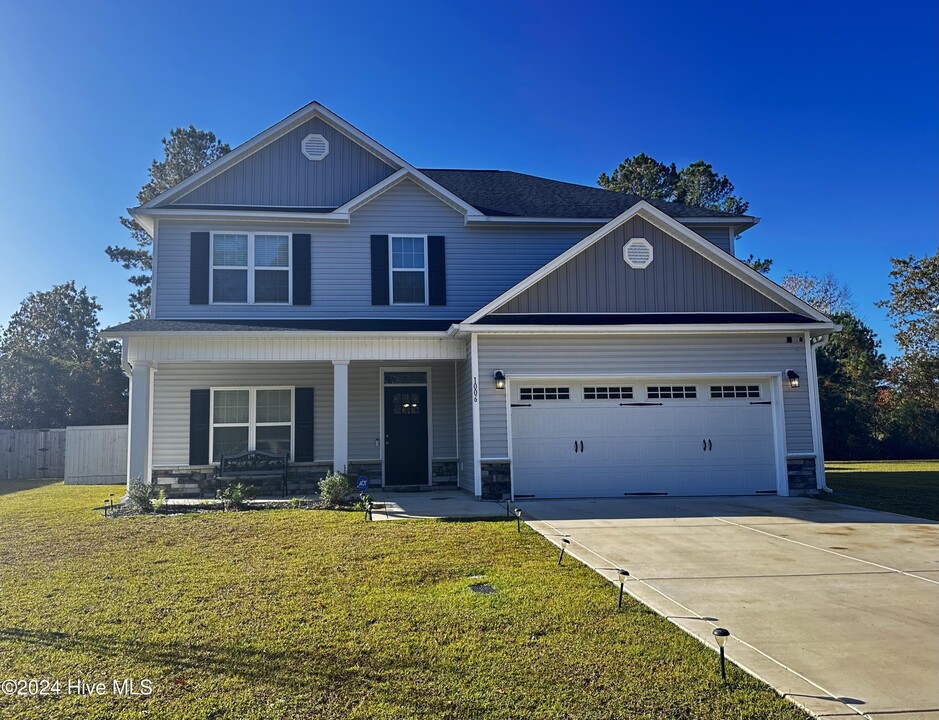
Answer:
[584,386,634,400]
[519,387,571,401]
[647,385,698,400]
[710,385,761,399]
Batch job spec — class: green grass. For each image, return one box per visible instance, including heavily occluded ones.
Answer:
[0,482,807,720]
[821,460,939,520]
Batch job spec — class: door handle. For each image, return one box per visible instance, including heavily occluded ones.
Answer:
[574,440,579,453]
[703,439,707,451]
[708,439,713,451]
[579,440,584,453]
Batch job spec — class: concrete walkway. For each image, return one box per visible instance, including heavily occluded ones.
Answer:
[371,489,507,521]
[517,496,939,720]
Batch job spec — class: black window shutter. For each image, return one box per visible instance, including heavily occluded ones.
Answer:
[294,388,315,462]
[189,389,210,465]
[190,232,210,305]
[292,234,311,306]
[370,234,390,305]
[428,235,446,306]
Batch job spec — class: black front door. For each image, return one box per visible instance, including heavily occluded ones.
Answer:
[384,385,429,486]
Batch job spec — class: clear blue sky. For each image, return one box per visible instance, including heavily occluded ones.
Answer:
[0,0,935,356]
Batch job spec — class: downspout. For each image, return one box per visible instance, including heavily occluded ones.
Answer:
[808,333,831,492]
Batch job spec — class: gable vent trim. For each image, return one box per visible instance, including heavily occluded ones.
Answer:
[624,237,653,269]
[301,134,329,161]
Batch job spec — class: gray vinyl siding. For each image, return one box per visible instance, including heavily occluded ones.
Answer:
[347,361,456,462]
[168,117,397,209]
[475,334,813,459]
[153,179,595,320]
[151,362,334,467]
[494,218,783,315]
[685,224,734,255]
[457,345,475,491]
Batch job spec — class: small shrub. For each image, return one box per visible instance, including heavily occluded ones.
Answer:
[153,488,167,513]
[318,471,356,507]
[216,482,256,511]
[127,477,157,513]
[288,496,307,509]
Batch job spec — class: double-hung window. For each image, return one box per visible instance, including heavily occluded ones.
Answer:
[211,232,291,304]
[211,388,293,461]
[390,235,427,304]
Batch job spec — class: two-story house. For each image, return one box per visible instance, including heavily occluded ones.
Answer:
[102,102,835,500]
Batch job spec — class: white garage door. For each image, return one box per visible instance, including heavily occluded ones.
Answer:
[510,379,779,498]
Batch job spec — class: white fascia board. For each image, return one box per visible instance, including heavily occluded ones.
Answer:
[131,207,351,229]
[142,101,408,209]
[676,215,761,226]
[452,322,836,336]
[462,200,829,325]
[99,330,454,340]
[464,216,610,225]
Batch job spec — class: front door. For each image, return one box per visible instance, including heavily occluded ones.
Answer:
[383,385,429,486]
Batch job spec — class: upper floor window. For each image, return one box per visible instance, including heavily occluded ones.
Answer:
[211,232,291,304]
[390,235,427,305]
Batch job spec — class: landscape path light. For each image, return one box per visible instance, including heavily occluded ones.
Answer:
[712,627,730,682]
[514,507,522,534]
[617,569,630,609]
[557,537,571,565]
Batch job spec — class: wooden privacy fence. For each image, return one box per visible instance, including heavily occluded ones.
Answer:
[0,429,67,480]
[64,425,128,485]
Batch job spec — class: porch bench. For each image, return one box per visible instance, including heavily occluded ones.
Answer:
[217,451,288,497]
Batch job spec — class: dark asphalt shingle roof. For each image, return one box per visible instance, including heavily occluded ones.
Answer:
[420,169,752,220]
[101,319,457,335]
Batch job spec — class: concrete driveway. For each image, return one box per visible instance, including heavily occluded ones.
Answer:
[517,496,939,720]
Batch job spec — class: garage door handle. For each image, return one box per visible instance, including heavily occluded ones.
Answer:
[574,441,579,453]
[703,439,707,451]
[708,439,712,452]
[579,440,584,453]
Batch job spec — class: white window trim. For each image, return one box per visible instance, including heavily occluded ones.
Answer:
[209,231,293,305]
[209,387,295,463]
[388,234,428,306]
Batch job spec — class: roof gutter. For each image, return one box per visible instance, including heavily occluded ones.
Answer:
[451,322,836,337]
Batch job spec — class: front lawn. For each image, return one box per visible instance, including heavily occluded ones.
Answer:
[0,482,806,720]
[822,460,939,520]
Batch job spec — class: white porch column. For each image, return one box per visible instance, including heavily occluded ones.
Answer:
[126,360,156,489]
[332,360,349,473]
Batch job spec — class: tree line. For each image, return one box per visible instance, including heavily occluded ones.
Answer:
[0,136,935,460]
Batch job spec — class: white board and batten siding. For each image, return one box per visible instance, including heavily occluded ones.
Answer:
[64,426,128,485]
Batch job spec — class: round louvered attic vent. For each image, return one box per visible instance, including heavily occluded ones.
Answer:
[623,238,653,269]
[301,134,329,161]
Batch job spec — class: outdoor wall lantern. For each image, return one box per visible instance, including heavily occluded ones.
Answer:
[712,627,730,682]
[786,370,801,388]
[494,370,506,390]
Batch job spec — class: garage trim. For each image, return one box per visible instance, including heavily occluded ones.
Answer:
[505,372,789,500]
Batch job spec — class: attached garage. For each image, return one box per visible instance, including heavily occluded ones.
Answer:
[509,377,784,499]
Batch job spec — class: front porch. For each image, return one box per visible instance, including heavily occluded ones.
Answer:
[124,333,472,497]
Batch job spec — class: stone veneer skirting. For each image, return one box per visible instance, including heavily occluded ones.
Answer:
[786,457,818,495]
[480,461,511,500]
[152,459,460,497]
[152,463,334,498]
